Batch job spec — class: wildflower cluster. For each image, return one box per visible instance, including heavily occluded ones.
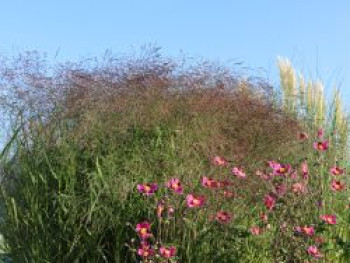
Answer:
[131,128,348,261]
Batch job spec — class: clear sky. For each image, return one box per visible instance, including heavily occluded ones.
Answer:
[1,1,350,102]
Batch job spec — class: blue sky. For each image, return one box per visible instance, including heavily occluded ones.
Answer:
[1,1,350,101]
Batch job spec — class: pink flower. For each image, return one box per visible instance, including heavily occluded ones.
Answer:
[271,163,292,176]
[295,226,315,236]
[137,183,158,196]
[201,176,220,189]
[136,221,152,239]
[331,179,345,191]
[313,140,329,151]
[330,166,344,176]
[264,193,276,211]
[292,182,308,194]
[268,160,280,169]
[250,226,263,235]
[232,166,247,179]
[307,245,322,259]
[167,206,175,218]
[186,194,206,208]
[302,226,315,236]
[301,161,309,179]
[212,156,228,166]
[275,183,287,197]
[156,201,165,218]
[159,246,176,258]
[320,214,336,225]
[317,128,324,138]
[299,132,309,140]
[137,241,154,258]
[215,211,232,224]
[166,178,183,194]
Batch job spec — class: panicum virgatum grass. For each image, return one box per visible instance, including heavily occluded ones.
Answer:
[0,49,348,262]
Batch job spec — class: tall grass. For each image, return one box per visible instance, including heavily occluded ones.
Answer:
[0,49,349,262]
[277,57,349,157]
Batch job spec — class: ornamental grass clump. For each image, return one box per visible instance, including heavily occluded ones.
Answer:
[0,49,349,262]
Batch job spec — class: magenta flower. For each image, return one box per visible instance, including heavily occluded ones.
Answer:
[267,160,279,169]
[307,245,322,259]
[137,241,154,258]
[295,225,314,236]
[186,194,206,208]
[271,162,291,176]
[250,226,263,235]
[202,176,220,189]
[136,221,152,239]
[159,246,176,258]
[137,183,158,196]
[301,160,309,179]
[215,211,232,224]
[292,182,308,194]
[302,226,315,236]
[264,193,276,211]
[166,178,183,194]
[156,201,165,218]
[320,214,337,225]
[331,179,345,191]
[232,166,246,179]
[317,127,324,138]
[167,206,175,217]
[313,140,329,151]
[212,156,228,166]
[330,165,344,176]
